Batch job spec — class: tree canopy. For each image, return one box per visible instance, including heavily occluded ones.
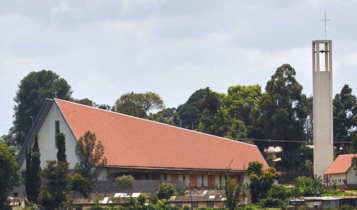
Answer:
[0,141,19,209]
[13,70,72,145]
[74,131,107,189]
[112,92,165,118]
[25,134,41,203]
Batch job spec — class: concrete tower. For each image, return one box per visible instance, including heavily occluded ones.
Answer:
[312,40,333,179]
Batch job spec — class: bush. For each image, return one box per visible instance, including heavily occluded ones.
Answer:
[157,183,176,199]
[259,197,284,208]
[340,205,354,210]
[183,206,192,210]
[137,193,146,204]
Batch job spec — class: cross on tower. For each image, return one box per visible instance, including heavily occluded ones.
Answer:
[320,13,331,40]
[53,89,58,98]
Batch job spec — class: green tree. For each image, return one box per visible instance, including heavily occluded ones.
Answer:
[176,89,206,128]
[224,176,242,210]
[74,131,107,193]
[38,161,71,209]
[69,173,93,208]
[349,133,357,154]
[0,141,19,209]
[148,108,179,125]
[224,84,262,126]
[115,175,135,198]
[25,134,41,202]
[73,98,94,106]
[293,176,324,197]
[333,85,357,155]
[247,161,281,203]
[248,64,307,168]
[112,92,165,118]
[13,70,72,145]
[225,119,247,140]
[197,87,227,136]
[157,183,176,200]
[137,193,147,204]
[56,133,66,162]
[259,185,291,208]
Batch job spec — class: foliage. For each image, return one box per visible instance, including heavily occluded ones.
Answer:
[149,192,159,204]
[175,187,186,196]
[13,70,72,145]
[0,141,19,209]
[56,133,66,162]
[73,98,94,106]
[212,183,224,190]
[38,160,71,209]
[224,175,242,210]
[197,87,227,136]
[115,175,135,193]
[74,131,107,192]
[343,178,348,185]
[293,176,325,197]
[247,161,281,203]
[157,183,176,200]
[25,134,41,203]
[176,89,206,129]
[340,205,355,210]
[332,182,338,190]
[112,92,165,118]
[70,173,93,201]
[349,132,357,154]
[137,193,147,204]
[333,85,357,155]
[247,64,307,167]
[259,185,291,208]
[148,108,179,125]
[224,84,262,126]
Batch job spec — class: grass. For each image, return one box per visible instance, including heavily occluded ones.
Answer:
[321,191,356,196]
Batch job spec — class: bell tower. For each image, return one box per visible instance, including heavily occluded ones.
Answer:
[312,40,333,179]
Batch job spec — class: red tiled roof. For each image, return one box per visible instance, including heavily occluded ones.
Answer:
[324,154,357,175]
[55,99,268,171]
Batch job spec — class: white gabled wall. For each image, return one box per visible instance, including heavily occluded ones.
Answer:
[347,167,357,185]
[20,103,78,170]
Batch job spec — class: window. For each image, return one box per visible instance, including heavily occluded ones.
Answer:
[201,175,204,187]
[55,121,60,134]
[164,174,167,181]
[55,121,60,148]
[207,202,214,207]
[192,202,198,208]
[176,202,182,208]
[13,192,18,197]
[338,179,341,182]
[219,175,222,184]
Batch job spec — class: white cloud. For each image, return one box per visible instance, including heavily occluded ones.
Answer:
[51,2,73,16]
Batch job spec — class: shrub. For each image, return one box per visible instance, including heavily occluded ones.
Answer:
[343,178,348,185]
[137,193,147,204]
[157,183,176,199]
[183,205,192,210]
[340,205,354,210]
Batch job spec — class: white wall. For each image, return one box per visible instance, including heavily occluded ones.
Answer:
[347,167,357,185]
[329,173,347,186]
[20,103,78,170]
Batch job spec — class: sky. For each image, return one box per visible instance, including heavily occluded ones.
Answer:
[1,0,357,136]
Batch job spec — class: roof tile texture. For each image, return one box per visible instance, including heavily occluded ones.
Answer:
[324,154,357,175]
[56,99,268,171]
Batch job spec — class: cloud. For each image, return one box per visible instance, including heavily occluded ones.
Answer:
[51,2,73,16]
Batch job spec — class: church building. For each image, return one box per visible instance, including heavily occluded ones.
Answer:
[18,98,268,188]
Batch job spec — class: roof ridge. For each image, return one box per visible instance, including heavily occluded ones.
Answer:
[54,98,258,148]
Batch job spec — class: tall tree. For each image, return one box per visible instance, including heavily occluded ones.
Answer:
[0,141,19,209]
[197,87,227,136]
[248,64,307,168]
[74,131,107,192]
[25,134,42,202]
[56,133,66,162]
[38,161,70,209]
[112,92,165,118]
[333,85,357,155]
[224,176,242,210]
[13,70,72,145]
[176,89,206,128]
[247,161,280,203]
[224,84,262,126]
